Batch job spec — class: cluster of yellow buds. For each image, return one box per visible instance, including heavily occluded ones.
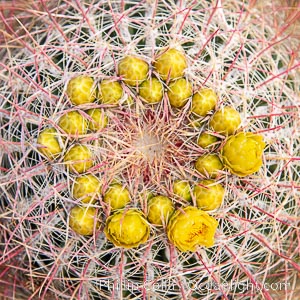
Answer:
[36,75,119,236]
[36,47,265,252]
[117,48,191,107]
[193,104,265,179]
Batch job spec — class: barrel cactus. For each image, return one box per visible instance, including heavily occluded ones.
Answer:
[0,1,299,299]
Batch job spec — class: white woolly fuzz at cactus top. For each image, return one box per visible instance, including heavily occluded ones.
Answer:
[0,1,299,300]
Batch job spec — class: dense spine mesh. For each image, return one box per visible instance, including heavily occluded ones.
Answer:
[0,1,299,299]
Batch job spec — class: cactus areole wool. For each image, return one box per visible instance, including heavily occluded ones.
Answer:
[36,47,265,252]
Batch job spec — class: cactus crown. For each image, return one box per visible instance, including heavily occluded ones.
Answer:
[0,0,299,299]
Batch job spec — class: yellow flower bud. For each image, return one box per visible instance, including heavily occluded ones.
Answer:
[192,88,217,116]
[64,144,93,174]
[147,195,175,226]
[72,174,102,204]
[67,76,96,106]
[173,180,191,201]
[154,48,187,81]
[209,106,241,136]
[104,209,150,248]
[195,154,223,178]
[37,128,62,159]
[98,80,123,105]
[69,206,100,235]
[167,206,218,252]
[86,109,108,131]
[221,132,265,177]
[58,111,88,135]
[103,183,131,210]
[118,56,149,86]
[194,180,225,211]
[167,78,192,108]
[197,133,219,149]
[139,77,163,104]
